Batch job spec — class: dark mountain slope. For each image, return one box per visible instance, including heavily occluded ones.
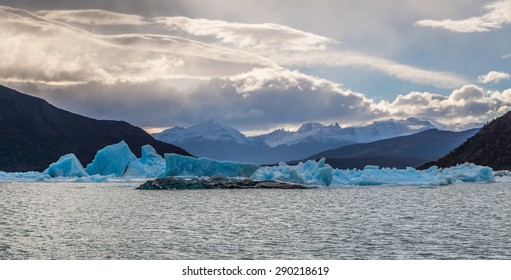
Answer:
[304,128,479,169]
[422,112,511,170]
[0,85,191,172]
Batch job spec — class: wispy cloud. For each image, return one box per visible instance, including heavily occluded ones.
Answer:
[36,9,149,26]
[154,16,467,88]
[0,6,275,85]
[416,0,511,32]
[272,51,468,89]
[18,6,467,88]
[478,71,510,84]
[154,17,335,52]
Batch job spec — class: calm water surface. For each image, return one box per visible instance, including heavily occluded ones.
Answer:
[1,182,510,259]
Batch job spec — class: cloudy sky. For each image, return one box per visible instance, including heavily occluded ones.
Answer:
[1,0,510,134]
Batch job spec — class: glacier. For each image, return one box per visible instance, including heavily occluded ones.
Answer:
[0,141,499,186]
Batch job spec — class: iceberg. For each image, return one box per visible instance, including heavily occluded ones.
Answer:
[124,160,150,177]
[440,163,495,183]
[85,141,138,176]
[164,153,260,178]
[251,160,495,187]
[252,158,333,186]
[85,142,166,178]
[0,145,496,186]
[44,154,88,178]
[138,145,166,177]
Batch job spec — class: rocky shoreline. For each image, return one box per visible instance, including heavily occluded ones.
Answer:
[137,175,313,190]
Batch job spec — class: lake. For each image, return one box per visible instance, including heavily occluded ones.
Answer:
[1,181,510,259]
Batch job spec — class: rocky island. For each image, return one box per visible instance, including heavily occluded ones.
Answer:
[137,175,313,190]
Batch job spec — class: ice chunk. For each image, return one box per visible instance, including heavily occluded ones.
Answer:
[85,142,166,178]
[44,154,88,178]
[440,163,495,183]
[253,159,333,186]
[124,160,149,177]
[330,166,451,186]
[494,170,511,177]
[0,171,50,182]
[85,141,137,176]
[164,153,260,177]
[138,145,166,177]
[124,145,166,177]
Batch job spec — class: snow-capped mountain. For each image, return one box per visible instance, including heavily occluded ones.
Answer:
[153,118,445,164]
[153,122,264,163]
[250,117,437,147]
[153,121,251,145]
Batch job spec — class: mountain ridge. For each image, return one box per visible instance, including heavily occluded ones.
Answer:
[153,118,472,164]
[0,85,191,172]
[421,111,511,170]
[301,128,479,169]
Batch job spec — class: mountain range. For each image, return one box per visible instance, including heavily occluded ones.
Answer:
[1,83,496,172]
[0,85,191,172]
[303,128,479,169]
[153,118,472,164]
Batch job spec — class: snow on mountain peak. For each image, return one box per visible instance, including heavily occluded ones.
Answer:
[254,118,438,148]
[154,117,447,150]
[297,122,326,133]
[153,122,250,145]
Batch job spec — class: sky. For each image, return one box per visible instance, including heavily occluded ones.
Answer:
[1,0,510,134]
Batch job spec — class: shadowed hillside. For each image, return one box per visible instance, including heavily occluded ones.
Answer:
[422,112,511,170]
[0,85,191,172]
[302,128,479,169]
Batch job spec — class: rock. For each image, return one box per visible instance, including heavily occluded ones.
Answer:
[137,175,313,190]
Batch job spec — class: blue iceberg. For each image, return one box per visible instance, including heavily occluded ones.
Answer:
[85,141,138,176]
[44,154,88,178]
[0,171,50,182]
[164,153,260,178]
[0,143,497,186]
[39,142,165,179]
[137,145,166,177]
[251,160,495,187]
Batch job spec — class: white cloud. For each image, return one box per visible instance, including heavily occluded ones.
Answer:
[13,68,382,130]
[379,85,511,125]
[416,0,511,32]
[478,71,511,84]
[14,72,511,132]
